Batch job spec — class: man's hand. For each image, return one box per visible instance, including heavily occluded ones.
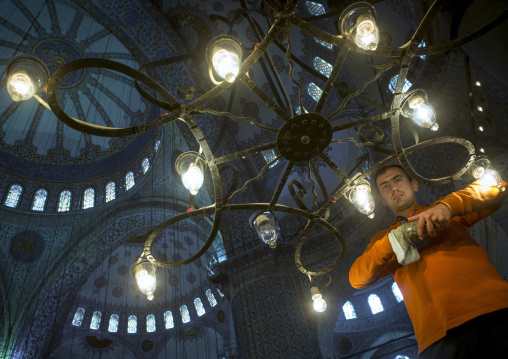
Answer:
[407,203,451,239]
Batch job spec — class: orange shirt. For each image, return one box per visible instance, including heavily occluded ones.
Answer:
[349,180,508,354]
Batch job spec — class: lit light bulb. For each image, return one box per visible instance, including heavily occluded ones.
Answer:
[477,106,483,112]
[354,18,380,50]
[251,212,278,248]
[182,163,204,195]
[311,287,327,312]
[478,169,501,188]
[478,126,484,132]
[480,148,485,153]
[131,260,157,301]
[475,81,481,87]
[212,49,240,83]
[409,97,436,128]
[8,73,36,101]
[349,180,375,218]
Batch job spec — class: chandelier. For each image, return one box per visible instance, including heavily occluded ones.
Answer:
[4,0,505,310]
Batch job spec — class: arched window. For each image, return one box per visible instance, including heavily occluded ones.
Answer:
[261,149,280,168]
[127,315,137,333]
[194,298,206,316]
[32,189,47,211]
[368,294,384,314]
[4,184,22,208]
[142,158,150,174]
[146,314,156,332]
[418,40,426,60]
[108,314,119,332]
[295,106,308,115]
[308,82,323,102]
[105,181,115,202]
[180,305,190,323]
[125,172,135,191]
[314,57,333,78]
[206,289,217,307]
[72,307,85,326]
[164,310,174,329]
[342,301,357,319]
[90,310,102,330]
[395,356,410,359]
[315,38,333,49]
[392,282,404,302]
[155,139,161,152]
[83,188,94,209]
[306,1,326,16]
[217,288,224,297]
[389,75,412,94]
[58,190,71,212]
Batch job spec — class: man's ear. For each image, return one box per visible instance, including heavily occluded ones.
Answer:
[412,179,418,192]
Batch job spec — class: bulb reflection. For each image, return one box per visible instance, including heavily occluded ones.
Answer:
[8,73,36,101]
[355,19,380,50]
[212,49,240,83]
[182,164,204,195]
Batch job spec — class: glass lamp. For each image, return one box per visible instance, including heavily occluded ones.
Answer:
[339,2,380,51]
[310,287,327,312]
[175,152,207,195]
[6,55,49,102]
[131,259,157,301]
[348,175,375,218]
[400,89,438,130]
[468,156,503,190]
[206,36,243,83]
[250,211,278,248]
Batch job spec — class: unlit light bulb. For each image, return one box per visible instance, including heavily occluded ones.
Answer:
[351,184,375,218]
[212,49,240,83]
[254,213,277,248]
[182,163,204,195]
[355,19,380,50]
[8,73,36,101]
[135,269,156,301]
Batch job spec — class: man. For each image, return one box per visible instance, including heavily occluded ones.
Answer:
[349,164,508,358]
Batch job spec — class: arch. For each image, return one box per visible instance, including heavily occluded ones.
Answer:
[164,310,174,329]
[206,289,217,307]
[32,189,48,211]
[146,314,156,332]
[4,184,22,208]
[180,305,190,323]
[71,307,85,326]
[342,301,357,319]
[127,315,137,333]
[58,190,72,212]
[105,181,116,202]
[194,298,205,316]
[108,314,119,332]
[392,282,404,302]
[125,171,135,190]
[90,310,102,330]
[83,188,95,209]
[368,294,384,314]
[142,158,150,174]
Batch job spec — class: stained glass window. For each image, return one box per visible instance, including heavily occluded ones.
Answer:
[90,311,102,330]
[4,184,22,208]
[127,315,137,333]
[395,356,410,359]
[418,40,426,60]
[164,310,174,329]
[389,75,412,94]
[105,181,115,202]
[206,289,217,307]
[155,140,161,151]
[314,38,333,49]
[142,158,150,174]
[125,172,135,191]
[58,190,71,212]
[308,82,323,102]
[217,288,224,297]
[343,301,357,319]
[314,57,333,78]
[295,106,308,115]
[194,298,206,316]
[392,282,404,302]
[146,314,156,332]
[306,1,326,16]
[368,294,384,314]
[180,305,190,323]
[262,149,281,169]
[83,188,94,209]
[72,307,85,326]
[32,189,47,211]
[108,314,119,332]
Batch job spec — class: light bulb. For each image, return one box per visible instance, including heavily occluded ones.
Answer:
[479,169,501,188]
[212,49,240,83]
[312,293,327,312]
[478,126,484,132]
[8,73,36,101]
[354,18,380,50]
[475,81,481,87]
[251,212,277,248]
[182,163,204,195]
[472,166,485,179]
[350,183,375,218]
[408,98,436,128]
[136,269,156,300]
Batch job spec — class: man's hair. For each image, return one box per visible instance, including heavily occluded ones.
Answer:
[372,164,413,191]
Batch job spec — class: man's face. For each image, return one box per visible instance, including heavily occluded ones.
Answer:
[376,167,419,215]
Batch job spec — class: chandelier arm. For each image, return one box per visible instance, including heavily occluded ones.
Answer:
[310,160,328,202]
[268,161,295,210]
[288,179,311,212]
[214,141,277,165]
[415,10,508,56]
[319,153,349,182]
[238,73,291,121]
[46,58,183,137]
[294,217,346,276]
[314,45,350,114]
[307,161,319,208]
[211,82,238,156]
[410,0,443,46]
[192,108,279,132]
[133,80,181,112]
[219,164,240,203]
[330,138,394,156]
[331,110,396,131]
[396,137,476,185]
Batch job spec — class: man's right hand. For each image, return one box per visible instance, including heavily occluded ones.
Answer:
[407,203,451,239]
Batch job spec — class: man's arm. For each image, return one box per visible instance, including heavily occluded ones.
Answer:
[408,179,508,238]
[349,232,397,289]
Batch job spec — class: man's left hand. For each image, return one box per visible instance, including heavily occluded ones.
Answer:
[407,203,451,239]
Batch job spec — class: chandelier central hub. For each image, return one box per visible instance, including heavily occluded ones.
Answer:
[276,113,333,162]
